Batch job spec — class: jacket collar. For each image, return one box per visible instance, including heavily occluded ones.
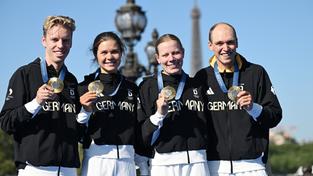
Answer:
[209,54,243,73]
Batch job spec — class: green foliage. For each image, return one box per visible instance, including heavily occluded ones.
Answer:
[77,143,83,176]
[269,142,313,174]
[0,131,15,176]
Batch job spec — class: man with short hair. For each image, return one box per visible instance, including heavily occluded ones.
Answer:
[194,22,282,176]
[0,15,83,176]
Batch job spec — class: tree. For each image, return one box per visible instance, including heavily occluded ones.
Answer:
[269,142,313,174]
[0,131,15,176]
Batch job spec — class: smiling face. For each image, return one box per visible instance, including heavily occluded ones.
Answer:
[96,39,122,74]
[209,23,238,69]
[42,24,73,68]
[156,38,184,75]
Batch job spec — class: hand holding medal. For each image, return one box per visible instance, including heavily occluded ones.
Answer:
[235,90,253,110]
[37,58,67,105]
[156,71,186,116]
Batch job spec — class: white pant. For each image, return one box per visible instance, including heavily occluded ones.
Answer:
[18,165,77,176]
[209,169,267,176]
[207,155,267,176]
[151,162,210,176]
[81,156,136,176]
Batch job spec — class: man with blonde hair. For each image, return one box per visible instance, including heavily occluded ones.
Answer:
[0,15,83,176]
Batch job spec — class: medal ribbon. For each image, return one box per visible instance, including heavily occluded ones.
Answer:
[93,69,123,96]
[157,70,187,100]
[151,71,187,145]
[213,59,239,93]
[40,58,67,83]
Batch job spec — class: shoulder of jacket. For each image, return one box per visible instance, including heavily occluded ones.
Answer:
[139,74,156,87]
[15,59,39,74]
[77,73,95,87]
[123,79,138,89]
[142,74,155,81]
[84,72,97,81]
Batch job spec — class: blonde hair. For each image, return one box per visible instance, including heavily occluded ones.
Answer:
[43,15,76,36]
[155,34,184,55]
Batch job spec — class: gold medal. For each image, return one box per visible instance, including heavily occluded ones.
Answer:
[88,80,104,96]
[161,86,176,100]
[228,86,241,102]
[48,77,64,93]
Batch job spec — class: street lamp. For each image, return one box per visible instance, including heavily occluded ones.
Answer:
[115,0,147,82]
[145,28,159,75]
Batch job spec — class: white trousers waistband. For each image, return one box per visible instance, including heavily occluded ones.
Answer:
[151,149,207,166]
[18,164,77,176]
[84,142,135,159]
[208,155,265,173]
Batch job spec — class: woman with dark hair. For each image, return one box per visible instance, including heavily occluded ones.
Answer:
[77,32,148,176]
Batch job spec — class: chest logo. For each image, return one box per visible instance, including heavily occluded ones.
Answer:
[193,88,199,98]
[6,88,14,101]
[127,89,134,100]
[206,87,214,95]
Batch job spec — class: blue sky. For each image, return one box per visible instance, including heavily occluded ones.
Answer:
[1,0,312,142]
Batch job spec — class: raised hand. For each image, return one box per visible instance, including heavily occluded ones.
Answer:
[36,84,56,105]
[80,91,98,112]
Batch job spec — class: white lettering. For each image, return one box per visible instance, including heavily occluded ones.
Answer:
[42,101,76,113]
[168,100,183,113]
[208,101,240,111]
[118,101,134,112]
[95,100,135,112]
[95,100,116,111]
[62,103,76,113]
[185,100,204,111]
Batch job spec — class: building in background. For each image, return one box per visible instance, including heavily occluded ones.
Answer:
[190,2,202,77]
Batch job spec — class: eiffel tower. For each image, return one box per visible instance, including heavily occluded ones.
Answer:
[190,2,202,77]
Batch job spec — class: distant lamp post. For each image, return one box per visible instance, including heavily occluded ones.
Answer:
[115,0,147,82]
[145,28,159,75]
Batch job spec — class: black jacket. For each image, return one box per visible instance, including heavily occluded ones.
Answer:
[138,72,208,156]
[194,54,282,163]
[78,72,141,151]
[0,58,83,169]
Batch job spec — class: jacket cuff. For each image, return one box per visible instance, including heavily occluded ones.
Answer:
[76,108,92,124]
[150,111,166,127]
[246,103,263,121]
[24,98,41,118]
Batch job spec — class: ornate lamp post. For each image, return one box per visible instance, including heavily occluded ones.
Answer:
[145,28,159,75]
[115,0,147,82]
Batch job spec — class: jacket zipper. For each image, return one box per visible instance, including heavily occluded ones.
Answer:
[116,145,120,159]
